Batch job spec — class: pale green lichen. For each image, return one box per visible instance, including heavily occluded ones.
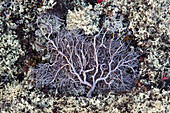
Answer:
[0,33,24,78]
[2,82,169,112]
[66,0,128,35]
[66,4,101,35]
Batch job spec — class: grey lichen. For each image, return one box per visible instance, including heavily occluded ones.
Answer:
[29,12,140,97]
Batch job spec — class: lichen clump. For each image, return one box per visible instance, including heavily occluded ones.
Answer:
[66,4,101,35]
[0,33,24,78]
